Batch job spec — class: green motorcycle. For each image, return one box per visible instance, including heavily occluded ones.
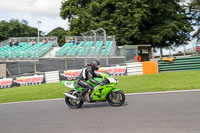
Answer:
[62,71,125,109]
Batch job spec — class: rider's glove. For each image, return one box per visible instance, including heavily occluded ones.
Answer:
[98,81,104,86]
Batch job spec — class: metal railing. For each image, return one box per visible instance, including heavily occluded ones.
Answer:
[63,28,116,65]
[0,39,10,47]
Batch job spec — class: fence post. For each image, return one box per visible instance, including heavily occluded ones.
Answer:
[65,56,68,70]
[34,61,37,73]
[151,47,154,59]
[183,45,186,56]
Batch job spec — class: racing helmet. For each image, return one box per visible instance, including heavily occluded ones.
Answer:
[90,60,100,70]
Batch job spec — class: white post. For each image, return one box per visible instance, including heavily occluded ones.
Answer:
[193,43,195,56]
[168,46,171,57]
[37,21,42,44]
[151,47,154,59]
[183,45,186,56]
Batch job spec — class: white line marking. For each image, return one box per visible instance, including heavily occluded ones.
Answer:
[1,89,200,105]
[126,89,200,96]
[0,98,64,105]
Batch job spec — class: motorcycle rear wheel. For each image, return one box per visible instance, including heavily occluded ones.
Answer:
[107,90,125,107]
[65,91,84,109]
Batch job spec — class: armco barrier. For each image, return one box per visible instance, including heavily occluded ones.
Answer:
[142,61,158,74]
[126,61,159,75]
[126,62,143,75]
[45,71,60,83]
[158,56,200,72]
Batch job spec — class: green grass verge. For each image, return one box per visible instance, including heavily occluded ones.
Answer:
[1,70,200,103]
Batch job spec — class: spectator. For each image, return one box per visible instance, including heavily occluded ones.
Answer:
[30,40,35,45]
[42,39,47,44]
[14,40,19,46]
[75,39,79,45]
[70,38,75,44]
[66,39,70,43]
[48,39,55,46]
[9,40,13,47]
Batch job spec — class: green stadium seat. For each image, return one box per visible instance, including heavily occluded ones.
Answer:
[100,41,113,56]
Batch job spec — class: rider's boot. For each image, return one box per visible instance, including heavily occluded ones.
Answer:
[79,89,88,100]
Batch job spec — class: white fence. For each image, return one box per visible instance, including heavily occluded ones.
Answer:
[126,62,143,75]
[45,71,60,83]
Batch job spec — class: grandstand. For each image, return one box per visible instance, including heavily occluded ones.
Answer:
[0,29,125,77]
[55,40,115,58]
[0,42,53,59]
[0,37,57,60]
[55,28,116,58]
[0,28,117,60]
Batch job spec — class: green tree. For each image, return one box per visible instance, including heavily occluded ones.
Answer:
[60,0,193,49]
[47,27,68,46]
[189,0,200,40]
[0,20,9,41]
[0,19,38,42]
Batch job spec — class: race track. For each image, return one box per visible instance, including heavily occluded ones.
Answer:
[0,91,200,133]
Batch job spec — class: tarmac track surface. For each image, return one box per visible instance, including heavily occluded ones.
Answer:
[0,91,200,133]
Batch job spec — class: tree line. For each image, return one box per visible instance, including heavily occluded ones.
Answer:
[0,0,199,48]
[60,0,200,48]
[0,19,67,46]
[0,19,38,42]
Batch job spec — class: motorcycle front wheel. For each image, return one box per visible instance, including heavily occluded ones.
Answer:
[65,91,84,109]
[107,90,125,107]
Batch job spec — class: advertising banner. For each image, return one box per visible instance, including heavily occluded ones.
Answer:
[97,66,126,76]
[14,74,45,86]
[60,69,82,80]
[0,78,13,89]
[60,66,127,80]
[0,66,126,89]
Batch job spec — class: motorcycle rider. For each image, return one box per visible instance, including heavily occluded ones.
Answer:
[77,60,103,98]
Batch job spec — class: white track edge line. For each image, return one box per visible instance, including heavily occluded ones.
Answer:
[1,89,200,105]
[0,98,64,105]
[125,89,200,96]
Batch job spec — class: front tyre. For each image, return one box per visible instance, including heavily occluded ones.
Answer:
[65,91,84,109]
[107,90,125,107]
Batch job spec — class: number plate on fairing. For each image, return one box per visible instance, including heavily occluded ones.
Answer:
[64,81,75,89]
[108,78,118,83]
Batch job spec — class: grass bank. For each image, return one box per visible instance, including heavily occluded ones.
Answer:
[1,70,200,103]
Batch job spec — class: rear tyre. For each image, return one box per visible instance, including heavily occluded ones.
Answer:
[107,90,125,107]
[65,91,84,109]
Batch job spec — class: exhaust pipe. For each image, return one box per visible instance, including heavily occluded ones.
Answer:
[63,93,78,100]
